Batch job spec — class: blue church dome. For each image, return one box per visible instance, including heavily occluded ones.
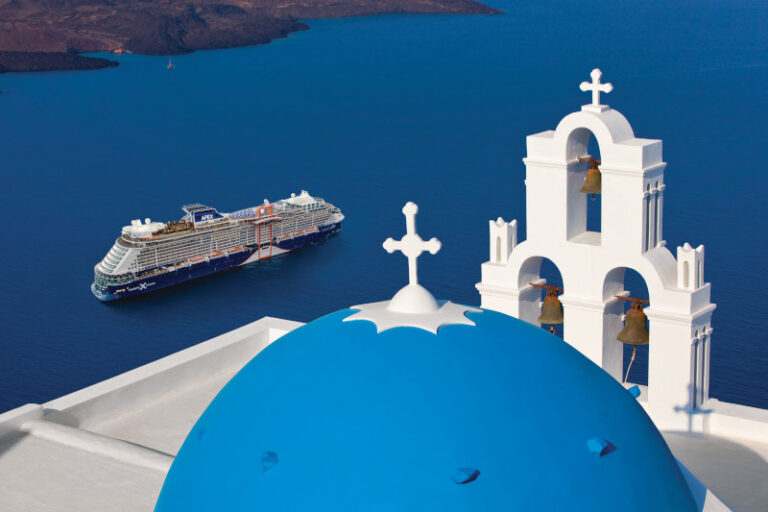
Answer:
[155,307,696,511]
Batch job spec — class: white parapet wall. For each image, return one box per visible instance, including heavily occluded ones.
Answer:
[703,399,768,445]
[41,316,303,429]
[627,381,768,447]
[0,316,304,439]
[0,316,304,437]
[0,403,44,439]
[0,316,305,512]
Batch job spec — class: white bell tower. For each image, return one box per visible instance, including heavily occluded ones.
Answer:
[476,69,716,432]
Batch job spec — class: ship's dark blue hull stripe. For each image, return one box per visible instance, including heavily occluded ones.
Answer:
[93,223,340,301]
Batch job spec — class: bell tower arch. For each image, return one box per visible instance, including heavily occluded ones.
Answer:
[477,70,716,432]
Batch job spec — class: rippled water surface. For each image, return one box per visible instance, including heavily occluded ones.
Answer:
[1,0,766,411]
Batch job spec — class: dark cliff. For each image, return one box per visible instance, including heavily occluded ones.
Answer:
[0,0,501,73]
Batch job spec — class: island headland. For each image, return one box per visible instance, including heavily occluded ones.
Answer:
[0,0,501,73]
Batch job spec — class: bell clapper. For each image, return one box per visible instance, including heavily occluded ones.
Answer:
[615,296,650,384]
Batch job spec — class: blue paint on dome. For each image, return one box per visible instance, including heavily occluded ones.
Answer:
[156,308,696,511]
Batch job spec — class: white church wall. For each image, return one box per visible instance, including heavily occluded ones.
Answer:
[477,69,731,434]
[524,159,570,242]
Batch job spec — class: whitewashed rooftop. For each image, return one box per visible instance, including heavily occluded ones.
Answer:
[0,317,300,512]
[0,316,766,511]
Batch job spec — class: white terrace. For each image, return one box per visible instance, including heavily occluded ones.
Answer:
[0,315,766,511]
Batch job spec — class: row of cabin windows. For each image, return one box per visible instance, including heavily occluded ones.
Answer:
[129,210,332,270]
[134,229,252,269]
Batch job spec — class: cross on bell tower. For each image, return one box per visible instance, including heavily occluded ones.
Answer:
[580,68,613,112]
[477,69,716,433]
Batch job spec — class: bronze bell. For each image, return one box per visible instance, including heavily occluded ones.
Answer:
[617,301,649,346]
[579,157,602,199]
[616,297,650,383]
[538,288,564,325]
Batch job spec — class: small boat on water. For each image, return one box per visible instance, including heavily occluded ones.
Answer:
[167,56,175,70]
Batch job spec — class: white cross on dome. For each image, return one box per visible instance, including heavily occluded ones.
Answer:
[383,202,441,287]
[343,201,480,333]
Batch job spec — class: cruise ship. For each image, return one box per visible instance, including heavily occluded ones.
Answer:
[92,190,343,301]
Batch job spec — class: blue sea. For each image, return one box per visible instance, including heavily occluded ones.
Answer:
[0,0,766,412]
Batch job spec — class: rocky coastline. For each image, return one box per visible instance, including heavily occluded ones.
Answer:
[0,0,500,74]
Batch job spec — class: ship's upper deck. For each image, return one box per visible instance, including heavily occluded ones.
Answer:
[181,204,225,226]
[112,191,340,251]
[282,190,325,208]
